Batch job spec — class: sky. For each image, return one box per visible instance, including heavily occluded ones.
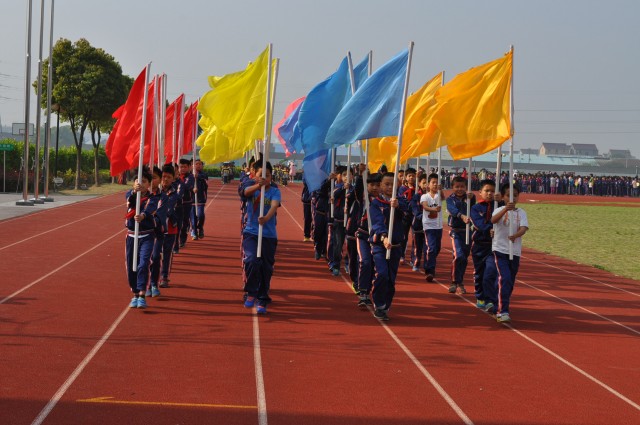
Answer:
[1,0,639,158]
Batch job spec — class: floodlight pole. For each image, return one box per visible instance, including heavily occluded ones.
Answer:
[17,0,35,206]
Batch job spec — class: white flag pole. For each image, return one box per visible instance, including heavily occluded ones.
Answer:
[192,103,199,218]
[132,63,151,272]
[495,145,502,210]
[465,157,472,244]
[171,98,178,164]
[416,156,420,172]
[159,74,166,165]
[177,94,185,161]
[42,0,55,202]
[363,50,373,234]
[148,75,158,170]
[32,0,46,203]
[330,148,336,219]
[426,154,430,175]
[387,42,414,260]
[345,51,357,227]
[508,45,515,260]
[257,44,275,258]
[17,0,34,206]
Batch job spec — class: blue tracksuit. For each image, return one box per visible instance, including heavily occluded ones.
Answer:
[329,182,347,271]
[301,181,313,239]
[190,171,209,237]
[355,189,375,295]
[470,200,494,300]
[409,190,425,269]
[312,179,331,259]
[447,193,476,285]
[178,172,195,246]
[124,189,159,294]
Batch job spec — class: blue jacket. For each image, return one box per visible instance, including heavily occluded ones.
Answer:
[179,173,195,204]
[369,195,409,246]
[125,190,159,234]
[470,200,494,245]
[447,193,476,231]
[410,190,425,231]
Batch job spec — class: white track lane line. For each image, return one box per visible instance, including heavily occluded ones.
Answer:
[0,229,123,305]
[253,313,268,425]
[30,306,130,425]
[0,204,121,252]
[279,194,474,424]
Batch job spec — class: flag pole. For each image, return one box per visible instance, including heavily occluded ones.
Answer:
[42,0,55,202]
[192,102,200,219]
[148,75,158,170]
[426,153,430,174]
[257,44,275,258]
[363,50,373,234]
[330,148,336,219]
[32,0,46,204]
[177,94,185,161]
[171,99,177,165]
[465,157,472,244]
[132,62,151,272]
[17,0,34,206]
[159,74,166,165]
[387,41,414,259]
[508,45,515,260]
[495,146,502,210]
[345,51,357,227]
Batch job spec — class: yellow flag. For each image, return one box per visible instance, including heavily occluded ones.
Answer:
[433,51,512,160]
[197,47,273,162]
[366,72,443,171]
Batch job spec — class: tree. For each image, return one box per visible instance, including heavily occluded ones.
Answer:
[39,38,130,189]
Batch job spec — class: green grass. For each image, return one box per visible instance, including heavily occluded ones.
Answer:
[520,203,640,281]
[57,183,127,196]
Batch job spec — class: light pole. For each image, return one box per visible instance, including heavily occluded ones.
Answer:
[17,0,35,206]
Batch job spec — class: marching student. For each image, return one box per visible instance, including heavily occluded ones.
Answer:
[124,167,159,309]
[355,172,381,307]
[420,173,445,282]
[329,166,348,276]
[446,176,476,294]
[369,172,409,321]
[301,180,313,242]
[159,164,179,288]
[398,167,417,265]
[242,160,281,314]
[177,158,196,248]
[172,163,183,254]
[409,174,427,272]
[147,166,167,298]
[312,178,331,261]
[470,179,498,309]
[345,164,366,289]
[191,159,209,240]
[483,184,529,323]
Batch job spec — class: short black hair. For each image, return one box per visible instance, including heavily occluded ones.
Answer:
[335,165,347,174]
[382,172,395,180]
[152,166,162,178]
[253,160,273,173]
[452,176,467,185]
[162,164,175,175]
[427,173,439,183]
[405,167,416,175]
[136,166,153,183]
[479,179,496,189]
[500,183,521,196]
[367,172,382,184]
[179,158,190,165]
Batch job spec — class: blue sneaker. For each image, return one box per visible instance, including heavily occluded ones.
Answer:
[331,268,340,276]
[129,297,138,308]
[244,296,256,308]
[145,288,152,297]
[497,313,511,323]
[412,266,419,272]
[476,299,486,309]
[256,304,267,314]
[137,297,147,309]
[151,286,161,297]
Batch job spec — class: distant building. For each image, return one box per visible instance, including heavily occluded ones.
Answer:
[570,143,599,157]
[608,149,634,159]
[540,143,571,156]
[521,148,538,155]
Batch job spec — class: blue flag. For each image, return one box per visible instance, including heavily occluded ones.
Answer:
[325,48,409,148]
[278,100,305,154]
[302,149,333,193]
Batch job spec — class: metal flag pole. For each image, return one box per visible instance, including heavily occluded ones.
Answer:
[192,102,199,219]
[17,0,34,206]
[257,44,275,258]
[387,41,414,260]
[465,157,472,244]
[148,75,158,170]
[30,0,47,204]
[362,50,373,234]
[132,63,152,272]
[345,51,357,227]
[495,145,502,210]
[171,98,177,165]
[508,45,515,260]
[426,154,430,174]
[42,0,55,202]
[177,95,185,161]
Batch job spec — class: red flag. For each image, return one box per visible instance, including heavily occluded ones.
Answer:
[124,77,155,170]
[182,101,199,157]
[106,68,149,177]
[164,94,184,164]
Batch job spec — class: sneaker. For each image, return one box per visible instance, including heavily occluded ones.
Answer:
[497,313,511,323]
[172,248,179,254]
[256,304,267,314]
[137,297,147,309]
[425,273,434,282]
[351,282,359,294]
[448,284,457,293]
[179,242,185,248]
[459,285,467,294]
[358,294,373,307]
[476,299,486,309]
[244,296,256,308]
[191,233,198,240]
[159,279,170,288]
[484,302,495,314]
[151,286,161,297]
[412,266,419,272]
[198,230,204,239]
[303,237,311,242]
[331,268,340,276]
[400,258,405,265]
[314,252,321,260]
[374,309,389,321]
[129,297,139,308]
[145,288,152,297]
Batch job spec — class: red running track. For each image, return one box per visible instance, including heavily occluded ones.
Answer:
[0,179,639,425]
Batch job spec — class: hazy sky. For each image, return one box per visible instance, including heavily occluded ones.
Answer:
[2,0,639,157]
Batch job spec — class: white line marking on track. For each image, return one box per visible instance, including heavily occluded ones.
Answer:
[0,194,118,225]
[281,189,473,424]
[0,204,121,252]
[0,229,123,305]
[253,313,268,425]
[30,306,131,425]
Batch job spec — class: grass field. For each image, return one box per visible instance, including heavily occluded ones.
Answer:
[57,183,127,196]
[521,203,640,281]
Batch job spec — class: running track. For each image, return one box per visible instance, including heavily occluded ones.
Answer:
[1,179,639,425]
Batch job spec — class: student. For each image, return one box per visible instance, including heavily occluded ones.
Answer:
[147,166,167,297]
[369,172,408,321]
[470,179,497,308]
[345,164,366,290]
[398,167,417,266]
[483,184,529,323]
[446,176,476,294]
[329,166,348,276]
[177,158,196,247]
[158,164,179,288]
[355,172,381,307]
[312,178,331,261]
[242,160,281,314]
[420,173,445,282]
[191,159,209,240]
[301,180,313,242]
[124,168,159,309]
[409,174,427,272]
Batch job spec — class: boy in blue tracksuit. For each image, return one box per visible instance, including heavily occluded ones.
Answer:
[369,172,409,321]
[242,160,281,314]
[312,178,331,261]
[301,181,313,242]
[446,176,476,294]
[159,164,179,288]
[147,166,167,298]
[470,179,497,308]
[190,159,209,240]
[329,166,348,276]
[345,165,365,290]
[177,158,195,248]
[171,164,183,254]
[355,172,381,307]
[409,174,427,272]
[124,167,159,309]
[398,168,416,265]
